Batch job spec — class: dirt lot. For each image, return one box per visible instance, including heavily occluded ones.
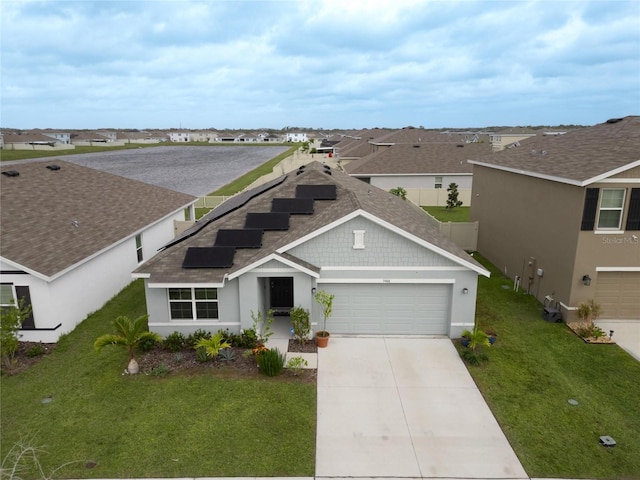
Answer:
[6,145,288,196]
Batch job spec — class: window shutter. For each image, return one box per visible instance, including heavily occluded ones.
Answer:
[626,188,640,231]
[581,188,599,231]
[15,286,35,329]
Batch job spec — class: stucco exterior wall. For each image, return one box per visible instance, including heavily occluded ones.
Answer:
[471,167,583,307]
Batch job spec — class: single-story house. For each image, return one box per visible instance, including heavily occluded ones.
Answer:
[345,142,492,206]
[134,161,489,338]
[0,160,196,342]
[469,116,640,321]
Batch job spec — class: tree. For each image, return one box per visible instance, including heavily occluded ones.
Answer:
[314,290,335,333]
[94,315,161,374]
[446,182,463,209]
[1,298,31,370]
[389,187,407,200]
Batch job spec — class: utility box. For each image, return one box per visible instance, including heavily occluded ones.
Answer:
[543,307,562,323]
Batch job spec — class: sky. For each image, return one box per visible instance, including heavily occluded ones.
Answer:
[1,0,639,130]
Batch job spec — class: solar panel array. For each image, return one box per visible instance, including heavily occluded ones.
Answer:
[177,171,340,269]
[182,247,235,268]
[245,212,290,230]
[214,229,263,248]
[271,198,314,214]
[295,184,337,200]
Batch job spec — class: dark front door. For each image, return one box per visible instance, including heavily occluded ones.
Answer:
[270,277,294,314]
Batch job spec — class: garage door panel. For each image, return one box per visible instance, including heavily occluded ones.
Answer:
[323,283,450,335]
[595,272,640,320]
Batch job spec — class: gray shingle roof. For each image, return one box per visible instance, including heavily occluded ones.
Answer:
[1,160,196,278]
[135,162,486,284]
[345,142,492,175]
[469,116,640,185]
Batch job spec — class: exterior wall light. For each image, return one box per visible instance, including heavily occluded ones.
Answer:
[462,288,469,294]
[312,287,317,295]
[582,275,592,286]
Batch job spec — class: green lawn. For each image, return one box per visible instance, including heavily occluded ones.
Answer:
[0,280,316,478]
[469,254,640,479]
[422,206,470,222]
[0,143,162,161]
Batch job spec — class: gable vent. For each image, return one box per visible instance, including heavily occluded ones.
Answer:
[2,170,19,177]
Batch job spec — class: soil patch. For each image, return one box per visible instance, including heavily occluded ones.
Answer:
[1,342,57,376]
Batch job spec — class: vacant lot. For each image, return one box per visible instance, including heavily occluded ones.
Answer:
[4,146,288,196]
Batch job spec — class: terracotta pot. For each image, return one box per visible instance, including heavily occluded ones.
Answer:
[315,331,330,348]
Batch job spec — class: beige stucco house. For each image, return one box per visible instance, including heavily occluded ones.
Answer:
[469,116,640,322]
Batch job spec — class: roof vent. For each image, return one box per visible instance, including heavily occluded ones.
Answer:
[2,170,19,177]
[456,144,464,147]
[46,164,61,171]
[413,144,420,148]
[606,118,623,124]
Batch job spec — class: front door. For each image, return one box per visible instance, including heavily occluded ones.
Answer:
[269,277,294,314]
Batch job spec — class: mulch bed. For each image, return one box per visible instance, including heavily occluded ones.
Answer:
[4,339,318,383]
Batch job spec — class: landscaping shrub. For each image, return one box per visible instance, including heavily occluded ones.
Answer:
[195,346,209,363]
[25,343,47,358]
[163,332,186,352]
[218,348,236,362]
[238,328,258,348]
[257,348,285,376]
[185,329,211,348]
[137,335,160,352]
[290,306,310,345]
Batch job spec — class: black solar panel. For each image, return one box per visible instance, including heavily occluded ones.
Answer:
[162,175,287,250]
[182,247,235,268]
[214,229,263,248]
[296,184,337,200]
[271,198,314,214]
[244,212,290,230]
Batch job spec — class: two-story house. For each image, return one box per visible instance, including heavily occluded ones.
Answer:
[469,116,640,322]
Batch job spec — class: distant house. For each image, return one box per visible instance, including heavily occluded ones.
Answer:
[345,142,492,206]
[489,129,537,151]
[0,161,196,342]
[70,131,122,146]
[39,131,72,144]
[134,162,488,339]
[286,132,308,142]
[469,116,640,322]
[1,132,74,151]
[168,132,191,142]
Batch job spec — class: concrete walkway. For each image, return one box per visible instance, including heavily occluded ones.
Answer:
[316,336,528,479]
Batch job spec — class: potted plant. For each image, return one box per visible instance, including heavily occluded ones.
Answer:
[314,289,334,348]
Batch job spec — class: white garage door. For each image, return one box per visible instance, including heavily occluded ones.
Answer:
[595,272,640,319]
[321,283,450,335]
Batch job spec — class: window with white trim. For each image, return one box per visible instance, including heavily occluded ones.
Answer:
[597,189,626,229]
[1,284,15,307]
[168,288,219,320]
[435,176,443,189]
[135,234,143,263]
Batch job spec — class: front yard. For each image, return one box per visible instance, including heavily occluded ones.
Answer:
[0,280,316,478]
[469,254,640,479]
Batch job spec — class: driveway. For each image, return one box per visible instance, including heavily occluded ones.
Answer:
[597,319,640,361]
[316,337,528,478]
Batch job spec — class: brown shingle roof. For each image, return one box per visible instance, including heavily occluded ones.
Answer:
[1,161,196,278]
[345,142,492,175]
[135,162,486,284]
[470,116,640,185]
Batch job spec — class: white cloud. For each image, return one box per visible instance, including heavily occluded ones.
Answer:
[1,0,637,129]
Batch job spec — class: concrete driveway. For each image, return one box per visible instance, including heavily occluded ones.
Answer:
[316,337,528,479]
[597,320,640,361]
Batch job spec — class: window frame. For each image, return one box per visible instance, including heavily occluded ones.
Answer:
[168,287,219,321]
[435,176,443,189]
[135,234,143,263]
[0,283,16,308]
[597,188,626,230]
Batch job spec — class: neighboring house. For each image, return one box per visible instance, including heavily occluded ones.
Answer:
[0,161,196,342]
[39,131,72,144]
[469,116,640,321]
[116,131,165,144]
[1,132,75,151]
[345,142,492,206]
[489,128,537,151]
[168,132,191,142]
[286,132,308,142]
[133,162,489,338]
[70,131,121,146]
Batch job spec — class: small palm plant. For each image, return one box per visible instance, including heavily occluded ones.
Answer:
[94,315,161,374]
[461,326,490,352]
[194,331,231,360]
